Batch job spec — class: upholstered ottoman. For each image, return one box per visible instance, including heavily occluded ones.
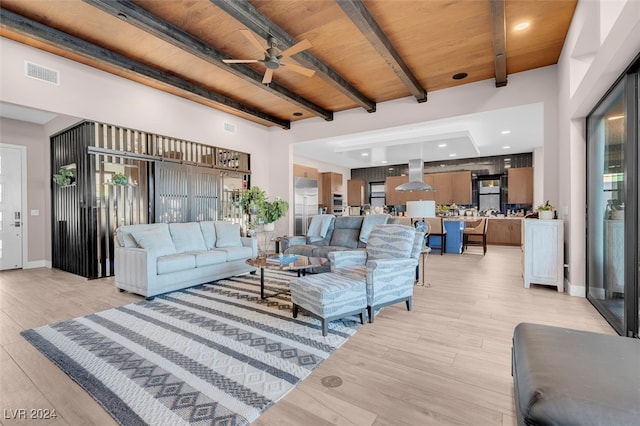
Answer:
[512,323,640,426]
[290,272,367,336]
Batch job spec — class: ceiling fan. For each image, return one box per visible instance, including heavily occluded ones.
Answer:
[223,30,316,84]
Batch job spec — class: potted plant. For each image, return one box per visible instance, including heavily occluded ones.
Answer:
[261,198,289,231]
[53,167,76,187]
[112,172,128,186]
[537,201,554,219]
[240,186,266,215]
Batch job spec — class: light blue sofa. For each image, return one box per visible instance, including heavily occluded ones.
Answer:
[114,221,257,298]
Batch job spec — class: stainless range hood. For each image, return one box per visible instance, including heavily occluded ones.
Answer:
[395,159,436,192]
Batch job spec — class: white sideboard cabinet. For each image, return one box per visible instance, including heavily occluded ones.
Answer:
[523,219,564,292]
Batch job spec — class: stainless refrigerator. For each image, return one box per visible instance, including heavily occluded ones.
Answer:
[294,177,318,235]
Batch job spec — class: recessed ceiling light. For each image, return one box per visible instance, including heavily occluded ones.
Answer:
[449,153,457,157]
[504,158,511,162]
[514,22,530,31]
[502,145,511,149]
[501,130,511,135]
[361,152,369,157]
[438,143,447,148]
[452,72,468,80]
[381,160,388,164]
[388,167,394,171]
[440,164,446,167]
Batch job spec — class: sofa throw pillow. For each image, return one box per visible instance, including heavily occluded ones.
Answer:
[359,213,390,243]
[307,214,334,239]
[116,231,138,248]
[198,221,217,250]
[215,222,242,248]
[168,222,207,253]
[130,227,176,257]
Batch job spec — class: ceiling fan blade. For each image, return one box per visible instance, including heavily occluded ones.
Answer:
[240,29,267,55]
[281,62,316,77]
[222,59,260,64]
[279,39,312,58]
[262,68,274,84]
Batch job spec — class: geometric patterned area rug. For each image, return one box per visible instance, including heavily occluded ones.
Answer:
[21,270,364,425]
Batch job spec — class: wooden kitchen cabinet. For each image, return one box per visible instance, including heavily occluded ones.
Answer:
[508,167,533,204]
[320,172,343,207]
[430,171,472,205]
[486,218,522,245]
[347,178,365,206]
[385,176,407,205]
[432,173,452,204]
[293,164,318,180]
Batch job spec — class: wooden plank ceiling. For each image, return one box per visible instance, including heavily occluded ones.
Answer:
[0,0,577,129]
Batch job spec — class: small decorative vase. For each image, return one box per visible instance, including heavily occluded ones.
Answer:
[539,210,553,220]
[263,222,275,232]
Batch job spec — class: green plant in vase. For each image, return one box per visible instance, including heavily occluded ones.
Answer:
[537,200,554,219]
[53,167,76,187]
[240,186,266,215]
[112,172,128,185]
[261,198,289,225]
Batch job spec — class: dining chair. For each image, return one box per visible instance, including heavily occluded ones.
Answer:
[463,217,488,255]
[424,217,446,255]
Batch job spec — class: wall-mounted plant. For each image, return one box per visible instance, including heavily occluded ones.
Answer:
[112,172,129,186]
[53,165,76,187]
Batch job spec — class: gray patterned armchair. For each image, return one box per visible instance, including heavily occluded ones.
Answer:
[328,224,424,322]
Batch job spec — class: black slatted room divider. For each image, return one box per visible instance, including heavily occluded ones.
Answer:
[51,121,250,279]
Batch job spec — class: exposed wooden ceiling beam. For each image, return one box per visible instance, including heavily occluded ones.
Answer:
[0,7,290,129]
[211,0,377,113]
[337,0,427,103]
[489,0,508,87]
[83,0,333,122]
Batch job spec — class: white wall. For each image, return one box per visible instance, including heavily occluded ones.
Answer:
[0,37,274,264]
[0,38,273,186]
[557,0,640,296]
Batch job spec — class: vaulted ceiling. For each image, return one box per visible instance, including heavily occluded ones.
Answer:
[0,0,577,131]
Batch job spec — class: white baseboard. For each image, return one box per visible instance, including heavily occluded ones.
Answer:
[23,260,52,269]
[565,278,586,297]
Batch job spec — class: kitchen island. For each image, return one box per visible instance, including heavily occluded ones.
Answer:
[444,216,523,247]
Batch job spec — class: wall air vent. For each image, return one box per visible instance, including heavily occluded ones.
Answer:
[24,61,60,85]
[223,122,236,133]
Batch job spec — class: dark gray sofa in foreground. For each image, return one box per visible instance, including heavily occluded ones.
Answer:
[512,322,640,426]
[282,214,390,272]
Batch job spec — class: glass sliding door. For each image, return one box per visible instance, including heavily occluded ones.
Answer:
[587,58,639,338]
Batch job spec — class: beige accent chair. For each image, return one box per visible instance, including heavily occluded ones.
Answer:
[463,217,488,255]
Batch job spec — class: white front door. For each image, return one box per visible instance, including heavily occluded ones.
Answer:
[0,146,23,270]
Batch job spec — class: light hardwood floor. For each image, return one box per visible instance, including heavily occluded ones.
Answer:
[0,246,613,425]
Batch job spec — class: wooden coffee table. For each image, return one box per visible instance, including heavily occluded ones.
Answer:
[245,255,328,299]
